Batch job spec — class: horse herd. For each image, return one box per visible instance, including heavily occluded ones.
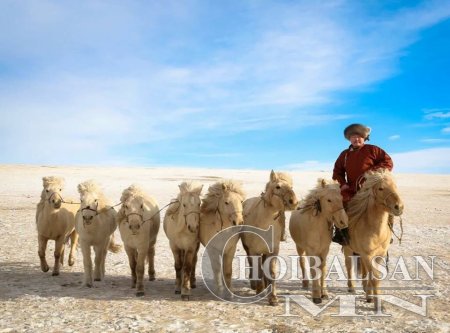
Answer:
[35,169,404,309]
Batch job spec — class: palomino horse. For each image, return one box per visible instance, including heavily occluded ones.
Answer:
[116,185,160,297]
[163,182,203,300]
[241,170,298,306]
[289,179,348,304]
[199,180,245,298]
[343,169,404,309]
[75,180,121,287]
[36,176,79,276]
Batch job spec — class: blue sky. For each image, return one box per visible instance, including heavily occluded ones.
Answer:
[1,1,450,173]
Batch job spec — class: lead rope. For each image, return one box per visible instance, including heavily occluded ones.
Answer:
[388,216,404,244]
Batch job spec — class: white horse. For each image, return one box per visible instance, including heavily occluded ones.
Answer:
[75,180,121,287]
[36,176,79,276]
[163,181,203,300]
[199,180,245,298]
[289,179,348,303]
[116,185,160,297]
[241,170,298,306]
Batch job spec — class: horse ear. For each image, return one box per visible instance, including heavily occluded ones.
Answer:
[270,170,277,182]
[222,183,228,191]
[77,183,85,194]
[194,185,203,196]
[318,178,327,188]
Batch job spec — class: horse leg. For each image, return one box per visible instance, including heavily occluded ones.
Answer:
[125,246,137,289]
[320,254,329,300]
[243,242,256,290]
[310,255,322,304]
[208,248,224,296]
[93,245,103,281]
[68,230,78,266]
[254,255,264,295]
[360,256,373,303]
[267,254,279,306]
[135,249,146,297]
[297,246,308,289]
[181,249,195,301]
[147,243,156,281]
[60,246,65,265]
[80,240,93,287]
[190,242,200,289]
[372,256,385,311]
[38,235,49,273]
[174,248,183,294]
[52,236,65,276]
[223,245,236,291]
[344,247,355,293]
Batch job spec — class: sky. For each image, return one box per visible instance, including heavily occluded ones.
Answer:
[1,0,450,173]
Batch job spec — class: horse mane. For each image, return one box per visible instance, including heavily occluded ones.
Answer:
[267,172,293,189]
[78,180,110,207]
[40,176,65,202]
[299,179,340,214]
[347,169,393,225]
[120,184,152,204]
[166,181,203,216]
[201,180,245,213]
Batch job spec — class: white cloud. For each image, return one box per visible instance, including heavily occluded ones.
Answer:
[389,135,401,140]
[420,138,450,143]
[1,1,450,165]
[424,110,450,120]
[442,127,450,134]
[284,160,334,172]
[391,148,450,173]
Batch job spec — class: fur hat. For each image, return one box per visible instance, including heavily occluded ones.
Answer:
[344,123,371,140]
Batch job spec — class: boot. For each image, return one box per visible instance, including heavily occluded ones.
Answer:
[332,227,350,246]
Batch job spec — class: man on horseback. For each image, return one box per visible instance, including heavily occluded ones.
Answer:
[332,123,394,245]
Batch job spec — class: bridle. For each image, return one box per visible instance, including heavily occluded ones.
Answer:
[215,204,243,230]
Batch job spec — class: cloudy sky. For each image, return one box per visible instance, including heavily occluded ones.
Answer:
[1,0,450,173]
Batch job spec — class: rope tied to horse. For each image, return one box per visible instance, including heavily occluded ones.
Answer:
[388,215,404,245]
[122,200,178,227]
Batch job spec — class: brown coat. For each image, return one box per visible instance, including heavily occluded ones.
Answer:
[333,144,393,201]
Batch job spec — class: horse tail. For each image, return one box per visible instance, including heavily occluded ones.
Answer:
[108,233,122,253]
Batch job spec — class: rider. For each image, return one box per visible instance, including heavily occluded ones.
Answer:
[332,123,394,245]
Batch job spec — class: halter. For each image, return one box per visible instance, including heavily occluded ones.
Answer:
[120,201,176,229]
[215,206,243,231]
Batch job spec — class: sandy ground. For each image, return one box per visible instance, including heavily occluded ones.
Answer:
[0,164,449,333]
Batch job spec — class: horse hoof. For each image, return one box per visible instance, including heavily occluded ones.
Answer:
[175,290,181,294]
[52,271,60,276]
[191,284,196,289]
[68,258,75,266]
[348,288,356,294]
[269,298,279,306]
[313,298,322,304]
[321,294,329,300]
[85,283,92,288]
[181,295,190,301]
[41,266,49,273]
[149,276,155,281]
[302,282,309,290]
[367,298,374,303]
[136,291,145,297]
[94,278,101,282]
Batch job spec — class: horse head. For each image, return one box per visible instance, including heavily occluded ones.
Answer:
[178,182,202,233]
[369,170,404,216]
[119,185,149,235]
[78,180,104,224]
[42,176,65,209]
[316,179,348,229]
[265,170,298,211]
[202,180,245,227]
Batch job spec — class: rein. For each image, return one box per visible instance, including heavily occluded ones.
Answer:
[388,216,404,244]
[120,201,177,227]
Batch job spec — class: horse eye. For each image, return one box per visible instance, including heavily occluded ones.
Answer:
[46,189,49,193]
[276,185,281,189]
[124,204,128,209]
[225,202,229,205]
[141,204,144,209]
[183,204,186,207]
[379,188,384,191]
[95,199,98,203]
[59,188,62,191]
[327,199,332,203]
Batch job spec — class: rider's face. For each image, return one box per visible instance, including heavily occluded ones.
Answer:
[349,134,365,148]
